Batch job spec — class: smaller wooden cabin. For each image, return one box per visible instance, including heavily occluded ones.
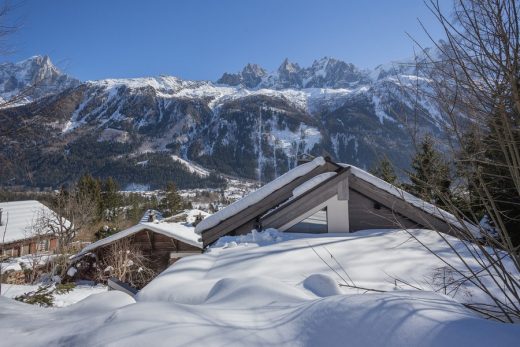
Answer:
[195,157,479,247]
[71,211,204,281]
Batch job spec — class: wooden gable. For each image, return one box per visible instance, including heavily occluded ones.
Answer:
[199,159,475,247]
[200,158,342,246]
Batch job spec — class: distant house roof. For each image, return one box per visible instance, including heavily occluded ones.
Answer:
[72,209,208,260]
[0,200,61,244]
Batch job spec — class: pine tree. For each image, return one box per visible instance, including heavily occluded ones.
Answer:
[101,177,120,221]
[76,174,102,219]
[474,113,520,246]
[77,174,101,201]
[407,135,451,207]
[371,157,398,185]
[161,182,182,217]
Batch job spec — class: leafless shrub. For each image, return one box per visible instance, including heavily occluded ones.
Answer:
[33,189,98,278]
[392,0,520,323]
[96,238,156,289]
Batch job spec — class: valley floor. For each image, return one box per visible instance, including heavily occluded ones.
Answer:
[1,229,519,346]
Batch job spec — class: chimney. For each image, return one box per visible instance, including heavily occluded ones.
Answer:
[296,154,315,166]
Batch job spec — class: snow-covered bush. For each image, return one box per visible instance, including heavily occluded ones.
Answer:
[14,283,75,307]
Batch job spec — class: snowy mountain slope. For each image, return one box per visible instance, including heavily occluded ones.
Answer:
[1,228,519,346]
[0,55,446,187]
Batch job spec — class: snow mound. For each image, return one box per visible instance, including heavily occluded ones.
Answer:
[140,228,518,308]
[2,228,520,346]
[303,274,342,297]
[213,228,285,247]
[205,276,310,305]
[1,289,519,346]
[59,290,135,314]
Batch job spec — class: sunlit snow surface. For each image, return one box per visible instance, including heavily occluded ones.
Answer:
[0,283,107,307]
[1,229,519,346]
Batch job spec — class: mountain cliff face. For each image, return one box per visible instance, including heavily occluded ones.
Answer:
[0,55,79,105]
[0,56,443,189]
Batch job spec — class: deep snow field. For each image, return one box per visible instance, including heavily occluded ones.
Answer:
[1,228,520,346]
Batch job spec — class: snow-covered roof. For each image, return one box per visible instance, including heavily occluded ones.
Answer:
[345,164,479,236]
[0,200,59,244]
[195,157,327,234]
[292,172,337,198]
[73,209,208,259]
[197,155,478,239]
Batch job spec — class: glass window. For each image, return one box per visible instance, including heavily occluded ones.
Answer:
[286,208,328,234]
[37,239,49,252]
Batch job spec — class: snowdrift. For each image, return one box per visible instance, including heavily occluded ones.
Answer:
[1,229,519,346]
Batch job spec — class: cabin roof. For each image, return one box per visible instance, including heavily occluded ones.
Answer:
[0,200,67,244]
[196,157,479,245]
[195,157,329,234]
[72,209,207,260]
[345,164,478,235]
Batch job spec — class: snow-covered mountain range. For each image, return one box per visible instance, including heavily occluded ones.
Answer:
[0,55,443,188]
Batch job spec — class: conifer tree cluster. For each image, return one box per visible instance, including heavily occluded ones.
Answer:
[372,135,452,209]
[406,136,451,208]
[371,157,398,185]
[160,182,183,217]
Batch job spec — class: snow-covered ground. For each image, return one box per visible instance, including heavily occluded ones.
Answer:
[0,283,107,307]
[0,229,519,346]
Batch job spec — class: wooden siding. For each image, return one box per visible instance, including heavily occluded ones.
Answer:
[348,189,420,231]
[348,173,461,236]
[1,236,58,259]
[96,229,201,273]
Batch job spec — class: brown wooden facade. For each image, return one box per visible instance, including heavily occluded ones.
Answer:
[92,229,202,273]
[1,236,59,259]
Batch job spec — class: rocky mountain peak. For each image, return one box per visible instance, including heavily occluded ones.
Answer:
[278,58,301,74]
[217,57,374,90]
[0,55,79,104]
[240,63,267,88]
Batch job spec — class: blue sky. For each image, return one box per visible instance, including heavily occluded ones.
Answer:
[2,0,450,81]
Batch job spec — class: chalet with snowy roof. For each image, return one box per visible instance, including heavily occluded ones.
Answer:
[71,210,206,276]
[0,200,63,258]
[195,157,478,247]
